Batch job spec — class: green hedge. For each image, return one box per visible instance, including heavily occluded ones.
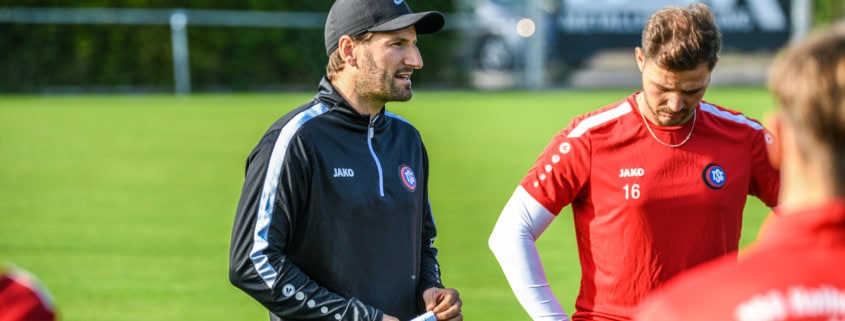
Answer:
[0,0,461,93]
[814,0,844,27]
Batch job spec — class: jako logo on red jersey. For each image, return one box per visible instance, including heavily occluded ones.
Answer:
[399,165,416,192]
[702,163,727,189]
[618,168,645,178]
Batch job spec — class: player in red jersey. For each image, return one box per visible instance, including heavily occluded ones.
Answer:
[634,24,845,321]
[0,265,56,321]
[488,3,780,321]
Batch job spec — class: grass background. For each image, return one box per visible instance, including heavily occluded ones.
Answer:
[0,87,776,321]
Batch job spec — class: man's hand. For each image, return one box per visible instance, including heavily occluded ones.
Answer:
[422,287,463,321]
[382,314,400,321]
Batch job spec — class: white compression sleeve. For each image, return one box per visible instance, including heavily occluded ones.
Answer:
[488,186,570,321]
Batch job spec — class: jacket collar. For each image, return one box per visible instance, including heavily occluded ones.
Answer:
[315,76,387,125]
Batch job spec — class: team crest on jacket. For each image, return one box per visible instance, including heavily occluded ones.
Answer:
[399,165,416,192]
[702,163,726,190]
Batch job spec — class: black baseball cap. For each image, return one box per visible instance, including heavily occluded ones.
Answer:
[324,0,446,55]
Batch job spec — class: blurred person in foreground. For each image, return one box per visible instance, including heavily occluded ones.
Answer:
[488,3,780,321]
[228,0,462,320]
[0,264,56,321]
[634,24,845,321]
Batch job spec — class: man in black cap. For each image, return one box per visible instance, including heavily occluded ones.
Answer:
[228,0,462,321]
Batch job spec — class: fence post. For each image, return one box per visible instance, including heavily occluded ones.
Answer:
[170,10,190,95]
[790,0,812,43]
[524,0,547,90]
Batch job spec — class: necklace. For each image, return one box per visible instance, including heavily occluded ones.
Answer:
[637,104,697,148]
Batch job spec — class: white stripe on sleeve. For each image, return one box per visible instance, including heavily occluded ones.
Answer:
[249,103,328,289]
[700,103,764,130]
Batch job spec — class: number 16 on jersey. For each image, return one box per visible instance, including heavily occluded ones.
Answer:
[623,184,641,200]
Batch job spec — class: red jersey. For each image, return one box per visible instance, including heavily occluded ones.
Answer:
[518,93,779,320]
[0,267,56,321]
[634,200,845,321]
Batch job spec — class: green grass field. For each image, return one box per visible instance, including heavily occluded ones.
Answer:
[0,87,777,321]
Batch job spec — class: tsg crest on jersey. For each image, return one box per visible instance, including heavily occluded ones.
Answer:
[399,165,416,192]
[702,163,727,189]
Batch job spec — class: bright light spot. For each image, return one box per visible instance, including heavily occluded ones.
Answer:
[516,18,536,38]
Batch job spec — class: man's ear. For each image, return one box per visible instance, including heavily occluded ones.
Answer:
[338,35,357,68]
[635,47,645,72]
[764,112,783,170]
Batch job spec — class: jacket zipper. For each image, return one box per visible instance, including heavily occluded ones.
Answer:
[368,114,385,197]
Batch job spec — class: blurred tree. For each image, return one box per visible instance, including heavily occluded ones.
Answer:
[0,0,459,93]
[814,0,844,27]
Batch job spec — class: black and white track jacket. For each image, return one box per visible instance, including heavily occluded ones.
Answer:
[229,77,444,321]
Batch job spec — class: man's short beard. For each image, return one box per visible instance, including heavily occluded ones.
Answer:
[355,49,413,104]
[643,95,693,126]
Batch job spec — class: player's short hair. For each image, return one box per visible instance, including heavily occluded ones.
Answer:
[326,32,374,81]
[641,3,721,71]
[768,24,845,194]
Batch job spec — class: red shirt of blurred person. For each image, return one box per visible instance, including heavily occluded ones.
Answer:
[0,267,56,321]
